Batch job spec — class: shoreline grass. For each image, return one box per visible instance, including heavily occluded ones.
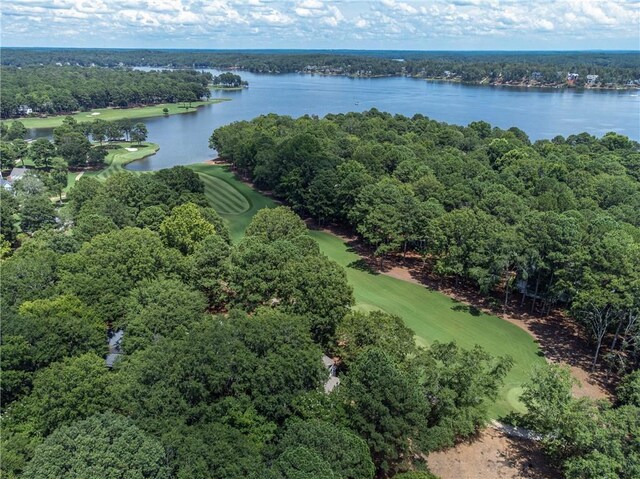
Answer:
[82,142,159,181]
[10,99,231,130]
[211,86,246,91]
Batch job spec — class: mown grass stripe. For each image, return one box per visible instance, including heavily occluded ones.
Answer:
[199,174,249,208]
[206,189,245,211]
[200,181,241,211]
[205,184,247,210]
[198,174,250,213]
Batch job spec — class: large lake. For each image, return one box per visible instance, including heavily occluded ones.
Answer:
[32,69,640,171]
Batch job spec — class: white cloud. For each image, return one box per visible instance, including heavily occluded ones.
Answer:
[298,0,323,8]
[355,18,368,29]
[250,8,293,25]
[536,19,555,31]
[1,0,638,49]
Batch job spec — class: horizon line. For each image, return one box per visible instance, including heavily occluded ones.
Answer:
[2,46,639,54]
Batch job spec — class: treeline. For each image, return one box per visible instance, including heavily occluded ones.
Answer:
[213,72,248,88]
[1,166,515,479]
[211,110,640,375]
[2,48,639,87]
[0,66,212,118]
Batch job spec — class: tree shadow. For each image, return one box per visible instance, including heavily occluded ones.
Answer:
[496,434,562,479]
[451,303,482,317]
[347,259,380,275]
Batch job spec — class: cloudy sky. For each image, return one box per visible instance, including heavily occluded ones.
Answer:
[2,0,639,50]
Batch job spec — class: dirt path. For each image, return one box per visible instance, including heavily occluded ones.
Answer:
[427,427,560,479]
[316,225,612,401]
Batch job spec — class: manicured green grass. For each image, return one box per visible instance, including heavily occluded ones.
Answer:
[11,99,230,130]
[190,164,544,418]
[63,161,544,417]
[186,164,276,240]
[309,231,544,418]
[64,171,81,192]
[90,142,159,181]
[198,174,250,215]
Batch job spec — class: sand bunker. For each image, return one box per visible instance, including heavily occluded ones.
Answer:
[125,147,138,152]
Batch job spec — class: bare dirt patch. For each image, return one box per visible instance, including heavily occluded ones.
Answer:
[203,158,231,166]
[427,427,560,479]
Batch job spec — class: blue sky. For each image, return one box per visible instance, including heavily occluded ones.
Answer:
[2,0,639,50]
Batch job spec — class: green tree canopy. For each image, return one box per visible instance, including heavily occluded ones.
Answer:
[278,419,375,479]
[59,227,177,322]
[270,446,339,479]
[20,194,56,234]
[121,278,207,353]
[339,348,426,476]
[6,295,104,370]
[23,412,169,479]
[159,202,217,254]
[334,311,416,368]
[244,206,308,242]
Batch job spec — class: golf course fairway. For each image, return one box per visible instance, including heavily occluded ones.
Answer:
[189,164,545,418]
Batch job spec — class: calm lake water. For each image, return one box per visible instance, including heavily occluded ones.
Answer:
[31,69,640,171]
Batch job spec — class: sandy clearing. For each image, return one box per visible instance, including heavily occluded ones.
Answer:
[427,427,560,479]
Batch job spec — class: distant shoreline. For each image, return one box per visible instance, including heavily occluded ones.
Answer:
[295,71,639,90]
[134,65,639,91]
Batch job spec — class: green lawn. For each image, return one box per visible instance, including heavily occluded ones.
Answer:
[63,161,544,417]
[187,164,276,240]
[310,230,544,418]
[11,99,230,130]
[61,162,545,416]
[88,142,159,181]
[189,164,544,418]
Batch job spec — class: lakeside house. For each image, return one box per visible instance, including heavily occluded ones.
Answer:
[567,72,579,86]
[586,74,599,84]
[17,105,33,115]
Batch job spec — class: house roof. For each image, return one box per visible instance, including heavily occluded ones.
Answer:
[8,167,28,181]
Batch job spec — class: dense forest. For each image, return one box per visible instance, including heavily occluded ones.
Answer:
[1,108,639,477]
[211,110,640,377]
[1,165,516,479]
[0,66,212,119]
[1,165,638,479]
[2,48,639,88]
